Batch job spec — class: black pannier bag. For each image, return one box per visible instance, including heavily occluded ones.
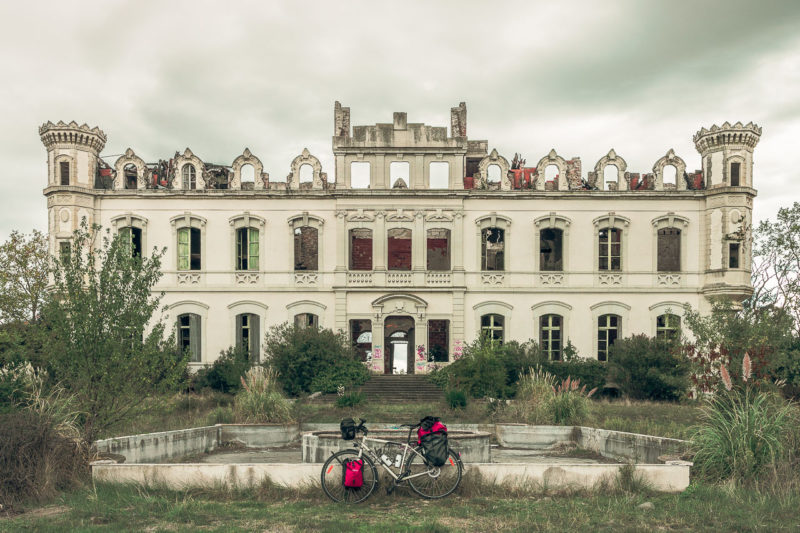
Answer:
[417,416,448,467]
[340,418,356,440]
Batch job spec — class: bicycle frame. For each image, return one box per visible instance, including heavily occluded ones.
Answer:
[350,434,432,482]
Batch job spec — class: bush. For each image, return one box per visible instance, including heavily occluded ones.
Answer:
[545,378,593,425]
[335,391,365,408]
[445,336,513,399]
[607,335,689,401]
[206,406,235,425]
[446,389,468,409]
[539,359,607,393]
[193,346,251,394]
[233,367,293,423]
[263,323,369,396]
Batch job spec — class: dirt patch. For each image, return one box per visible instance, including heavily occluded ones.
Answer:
[0,504,69,520]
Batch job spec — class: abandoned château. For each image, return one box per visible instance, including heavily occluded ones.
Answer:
[40,102,760,373]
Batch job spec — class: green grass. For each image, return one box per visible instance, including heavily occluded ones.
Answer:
[4,481,800,532]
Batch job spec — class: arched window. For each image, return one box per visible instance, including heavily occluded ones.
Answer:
[597,314,620,361]
[351,161,370,189]
[119,226,143,258]
[178,313,201,362]
[182,165,197,190]
[603,164,619,191]
[487,164,501,184]
[349,228,373,270]
[295,313,318,328]
[598,228,621,271]
[124,164,138,190]
[240,164,255,189]
[481,228,505,271]
[387,228,412,271]
[540,314,562,360]
[426,228,450,271]
[299,163,313,184]
[539,228,563,271]
[294,226,318,270]
[663,164,677,188]
[656,314,680,340]
[544,164,559,184]
[480,314,504,344]
[236,313,260,362]
[235,227,259,271]
[429,161,449,189]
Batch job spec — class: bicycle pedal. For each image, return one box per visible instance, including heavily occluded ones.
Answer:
[386,485,395,495]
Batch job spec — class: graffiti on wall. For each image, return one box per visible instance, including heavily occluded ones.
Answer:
[453,339,463,361]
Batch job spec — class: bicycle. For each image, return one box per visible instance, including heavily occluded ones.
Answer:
[320,419,463,503]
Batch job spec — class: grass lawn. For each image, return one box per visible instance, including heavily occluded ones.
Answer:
[4,480,800,532]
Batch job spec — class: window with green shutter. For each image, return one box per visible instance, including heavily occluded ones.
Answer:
[248,228,259,270]
[236,227,259,270]
[178,227,190,270]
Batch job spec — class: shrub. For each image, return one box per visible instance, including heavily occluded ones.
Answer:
[540,358,607,393]
[446,389,468,409]
[263,323,369,396]
[607,335,690,401]
[207,406,235,425]
[234,367,293,423]
[193,346,251,394]
[544,376,596,425]
[446,335,511,398]
[501,366,555,423]
[335,391,365,408]
[425,364,451,390]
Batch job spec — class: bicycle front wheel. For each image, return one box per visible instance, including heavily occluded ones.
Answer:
[405,448,462,499]
[320,449,378,504]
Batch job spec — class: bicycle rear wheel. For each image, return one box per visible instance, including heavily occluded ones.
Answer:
[320,449,378,504]
[405,448,462,499]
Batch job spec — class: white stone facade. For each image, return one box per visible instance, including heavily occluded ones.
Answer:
[40,106,761,373]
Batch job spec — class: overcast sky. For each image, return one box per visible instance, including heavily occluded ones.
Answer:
[2,0,800,241]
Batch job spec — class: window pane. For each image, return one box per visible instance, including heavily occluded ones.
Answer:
[177,228,190,270]
[190,228,201,270]
[248,228,259,271]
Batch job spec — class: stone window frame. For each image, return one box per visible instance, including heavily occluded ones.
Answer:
[228,300,268,363]
[478,149,511,190]
[170,213,207,271]
[113,148,147,190]
[534,149,569,191]
[288,212,325,272]
[725,154,747,187]
[590,301,630,360]
[651,213,689,273]
[593,149,628,191]
[286,300,327,328]
[174,148,205,190]
[531,301,572,355]
[592,213,630,272]
[289,148,324,190]
[228,213,266,272]
[386,220,414,271]
[230,148,266,190]
[167,300,209,365]
[473,301,513,342]
[347,219,375,271]
[426,317,450,362]
[389,160,411,189]
[425,226,452,271]
[349,160,372,189]
[648,301,688,338]
[427,160,450,189]
[533,213,571,272]
[110,213,149,258]
[53,154,75,187]
[652,149,687,191]
[475,212,512,273]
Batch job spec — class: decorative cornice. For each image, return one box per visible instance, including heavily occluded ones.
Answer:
[39,120,106,152]
[693,122,762,152]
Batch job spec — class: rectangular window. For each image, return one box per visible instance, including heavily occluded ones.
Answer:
[597,314,619,362]
[729,242,740,269]
[119,227,143,258]
[388,228,412,271]
[427,320,449,362]
[349,229,373,270]
[236,227,259,271]
[657,228,681,272]
[350,319,372,362]
[730,162,740,186]
[481,228,505,271]
[236,313,260,362]
[60,161,70,186]
[178,313,201,362]
[480,314,504,345]
[540,314,562,361]
[656,314,681,341]
[598,228,621,271]
[539,228,563,271]
[59,241,71,264]
[178,227,201,270]
[426,229,451,271]
[294,227,319,270]
[295,313,318,328]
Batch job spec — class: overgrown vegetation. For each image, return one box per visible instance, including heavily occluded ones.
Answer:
[233,367,293,423]
[334,390,365,408]
[607,335,690,401]
[192,346,251,394]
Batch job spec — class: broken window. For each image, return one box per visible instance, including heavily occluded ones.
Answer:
[487,164,501,184]
[59,241,71,264]
[240,164,255,189]
[539,228,563,271]
[540,314,562,361]
[351,162,370,189]
[428,320,449,362]
[119,226,143,258]
[729,242,740,269]
[480,314,504,345]
[350,319,372,362]
[124,164,138,190]
[349,228,373,270]
[597,314,620,362]
[236,227,259,271]
[657,228,680,272]
[178,313,201,362]
[544,164,559,184]
[294,226,318,270]
[656,314,680,341]
[182,165,196,190]
[390,161,410,189]
[603,165,619,191]
[299,163,313,185]
[598,228,621,271]
[387,228,412,271]
[426,228,450,271]
[60,161,70,186]
[294,313,318,328]
[663,164,677,188]
[481,228,505,271]
[730,162,741,186]
[236,313,260,362]
[178,227,201,270]
[429,162,449,189]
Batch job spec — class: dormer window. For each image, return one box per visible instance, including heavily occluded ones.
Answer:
[182,165,197,190]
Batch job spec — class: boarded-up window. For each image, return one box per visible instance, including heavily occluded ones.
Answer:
[350,319,372,362]
[597,314,619,362]
[729,243,740,269]
[657,228,680,272]
[426,228,450,271]
[598,228,621,271]
[178,227,201,270]
[236,227,259,271]
[236,313,260,362]
[730,162,741,186]
[428,320,449,362]
[481,228,505,271]
[349,229,372,270]
[295,313,318,328]
[294,226,318,270]
[178,313,201,362]
[540,228,563,271]
[388,228,412,271]
[60,161,70,186]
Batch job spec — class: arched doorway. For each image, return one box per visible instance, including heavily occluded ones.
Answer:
[384,316,415,374]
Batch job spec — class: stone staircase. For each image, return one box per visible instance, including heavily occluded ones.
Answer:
[357,374,445,403]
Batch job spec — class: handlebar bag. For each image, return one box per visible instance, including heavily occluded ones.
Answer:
[343,459,364,488]
[340,418,356,440]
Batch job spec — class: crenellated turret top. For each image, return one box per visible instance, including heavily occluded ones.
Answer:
[39,120,107,153]
[693,121,762,153]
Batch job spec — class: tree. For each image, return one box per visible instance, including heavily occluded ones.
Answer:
[0,230,49,324]
[45,222,188,443]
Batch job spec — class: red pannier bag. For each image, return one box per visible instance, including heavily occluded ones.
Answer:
[343,459,364,488]
[417,416,447,445]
